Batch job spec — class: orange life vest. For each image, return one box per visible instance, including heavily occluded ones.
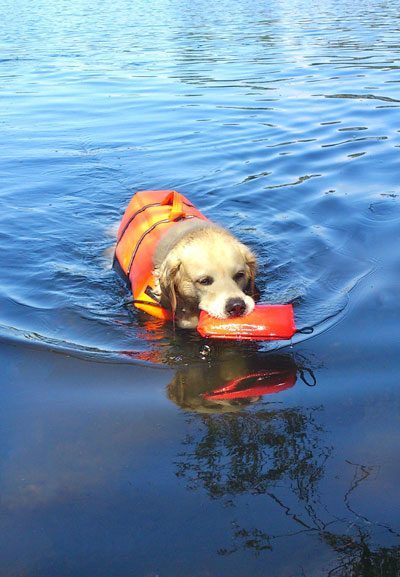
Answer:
[113,190,208,320]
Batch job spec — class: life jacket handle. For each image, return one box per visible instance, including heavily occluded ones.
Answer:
[160,190,186,221]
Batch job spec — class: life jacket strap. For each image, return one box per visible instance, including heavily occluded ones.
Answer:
[116,201,161,244]
[126,215,195,275]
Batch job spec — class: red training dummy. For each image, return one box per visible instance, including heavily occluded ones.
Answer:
[197,304,296,341]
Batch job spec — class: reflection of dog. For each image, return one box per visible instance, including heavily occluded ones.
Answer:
[167,357,261,413]
[167,352,298,413]
[153,219,257,328]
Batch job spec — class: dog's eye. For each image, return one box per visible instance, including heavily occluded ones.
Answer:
[233,271,245,282]
[197,276,214,286]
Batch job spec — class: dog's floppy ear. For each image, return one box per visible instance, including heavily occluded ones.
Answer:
[240,244,257,297]
[159,254,181,315]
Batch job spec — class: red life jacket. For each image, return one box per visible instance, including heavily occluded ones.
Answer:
[114,190,208,320]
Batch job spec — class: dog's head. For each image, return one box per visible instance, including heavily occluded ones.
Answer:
[158,227,256,320]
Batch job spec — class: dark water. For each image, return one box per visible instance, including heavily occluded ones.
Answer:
[1,0,400,575]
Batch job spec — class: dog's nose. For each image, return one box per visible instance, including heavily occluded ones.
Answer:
[225,298,246,317]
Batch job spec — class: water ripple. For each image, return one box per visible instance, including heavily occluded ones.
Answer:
[1,0,400,364]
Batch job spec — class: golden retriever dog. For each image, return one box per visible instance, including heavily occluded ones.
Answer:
[152,219,257,328]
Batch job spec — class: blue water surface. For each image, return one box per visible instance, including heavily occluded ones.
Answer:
[1,0,400,575]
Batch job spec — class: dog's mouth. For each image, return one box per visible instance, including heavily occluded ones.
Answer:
[200,295,255,320]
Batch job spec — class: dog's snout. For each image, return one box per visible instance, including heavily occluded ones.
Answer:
[225,297,246,317]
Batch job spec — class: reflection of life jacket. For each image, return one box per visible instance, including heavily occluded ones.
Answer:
[113,190,208,320]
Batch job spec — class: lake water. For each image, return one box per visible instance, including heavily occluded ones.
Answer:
[1,0,400,575]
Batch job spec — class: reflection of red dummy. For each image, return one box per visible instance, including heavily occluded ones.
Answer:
[203,367,297,400]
